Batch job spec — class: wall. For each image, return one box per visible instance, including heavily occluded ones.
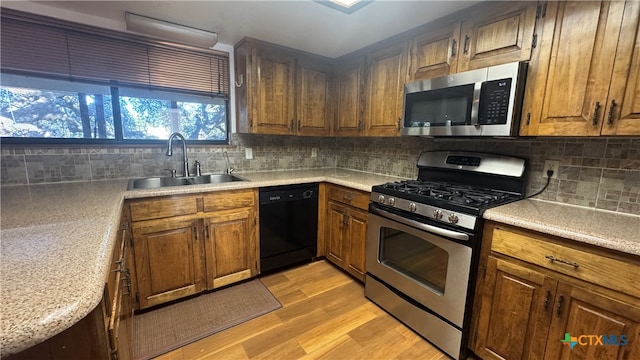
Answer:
[336,137,640,215]
[1,135,638,216]
[0,134,335,185]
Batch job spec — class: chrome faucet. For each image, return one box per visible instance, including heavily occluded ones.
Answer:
[223,151,234,174]
[166,132,189,177]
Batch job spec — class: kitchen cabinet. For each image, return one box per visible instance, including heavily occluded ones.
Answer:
[10,218,133,360]
[235,38,332,136]
[325,184,369,281]
[408,2,538,81]
[202,190,259,289]
[471,222,640,360]
[365,41,408,136]
[334,55,366,136]
[520,0,640,136]
[127,189,259,309]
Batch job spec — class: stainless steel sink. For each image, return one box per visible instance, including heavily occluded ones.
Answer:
[127,174,247,190]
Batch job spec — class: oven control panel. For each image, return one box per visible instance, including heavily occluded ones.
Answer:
[371,192,477,230]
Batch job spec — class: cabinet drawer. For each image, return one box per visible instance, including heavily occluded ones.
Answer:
[129,196,198,221]
[327,185,369,210]
[202,189,255,212]
[492,226,640,298]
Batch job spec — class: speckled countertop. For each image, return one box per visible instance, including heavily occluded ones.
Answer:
[0,168,402,356]
[484,199,640,256]
[3,169,639,356]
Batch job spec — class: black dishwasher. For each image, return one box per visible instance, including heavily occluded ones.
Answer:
[259,183,318,273]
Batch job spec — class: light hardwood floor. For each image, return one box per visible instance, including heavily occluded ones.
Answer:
[155,260,448,360]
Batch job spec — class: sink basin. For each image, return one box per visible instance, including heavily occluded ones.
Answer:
[127,174,247,190]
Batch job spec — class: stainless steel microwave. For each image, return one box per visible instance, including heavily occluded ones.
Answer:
[401,61,528,137]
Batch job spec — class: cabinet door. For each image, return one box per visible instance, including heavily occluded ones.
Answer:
[601,1,640,136]
[457,2,537,72]
[365,42,408,136]
[545,282,640,360]
[296,58,332,136]
[132,218,205,309]
[335,57,365,136]
[345,208,367,282]
[522,1,628,136]
[252,46,296,134]
[326,201,346,267]
[474,256,557,360]
[409,23,461,80]
[204,207,258,289]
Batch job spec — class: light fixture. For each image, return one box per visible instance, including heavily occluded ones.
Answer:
[314,0,372,14]
[125,12,218,49]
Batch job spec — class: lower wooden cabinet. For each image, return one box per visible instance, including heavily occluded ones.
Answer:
[127,189,259,310]
[472,222,640,360]
[325,184,369,281]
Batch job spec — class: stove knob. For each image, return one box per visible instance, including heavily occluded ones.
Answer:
[448,213,459,224]
[408,202,417,212]
[388,198,396,206]
[433,209,443,219]
[378,195,385,203]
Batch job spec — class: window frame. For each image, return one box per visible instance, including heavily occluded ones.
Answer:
[0,8,231,145]
[0,71,230,145]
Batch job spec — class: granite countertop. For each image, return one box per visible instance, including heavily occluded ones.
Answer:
[483,199,640,257]
[0,168,403,356]
[3,168,638,356]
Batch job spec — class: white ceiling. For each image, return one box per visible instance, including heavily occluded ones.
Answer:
[3,0,480,58]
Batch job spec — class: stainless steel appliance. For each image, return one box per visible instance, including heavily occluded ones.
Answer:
[401,61,528,137]
[259,183,318,273]
[365,151,527,359]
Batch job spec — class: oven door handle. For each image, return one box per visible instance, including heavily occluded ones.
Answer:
[370,206,470,241]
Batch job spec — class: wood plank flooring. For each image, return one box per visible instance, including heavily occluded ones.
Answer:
[154,260,448,360]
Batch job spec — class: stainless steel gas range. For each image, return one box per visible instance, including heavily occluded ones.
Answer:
[365,151,527,359]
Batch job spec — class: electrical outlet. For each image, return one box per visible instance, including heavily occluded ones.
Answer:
[543,160,559,179]
[245,147,253,160]
[311,148,318,158]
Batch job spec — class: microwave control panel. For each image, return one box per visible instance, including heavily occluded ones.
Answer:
[478,78,512,125]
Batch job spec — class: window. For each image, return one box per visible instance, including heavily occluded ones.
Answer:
[0,9,230,144]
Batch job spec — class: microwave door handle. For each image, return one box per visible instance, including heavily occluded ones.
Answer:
[370,206,470,241]
[471,82,482,126]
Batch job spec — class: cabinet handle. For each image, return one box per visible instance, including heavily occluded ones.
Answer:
[556,295,564,317]
[205,225,209,239]
[592,101,601,126]
[463,35,470,54]
[607,100,617,125]
[342,213,349,227]
[194,226,198,241]
[545,255,579,268]
[397,117,401,130]
[290,119,294,131]
[451,39,457,56]
[543,289,551,310]
[525,112,531,125]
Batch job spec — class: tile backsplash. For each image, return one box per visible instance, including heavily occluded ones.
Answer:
[1,135,638,215]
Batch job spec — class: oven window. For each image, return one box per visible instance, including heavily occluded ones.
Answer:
[379,227,448,295]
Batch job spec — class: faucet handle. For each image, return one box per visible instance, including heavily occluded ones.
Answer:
[164,168,177,178]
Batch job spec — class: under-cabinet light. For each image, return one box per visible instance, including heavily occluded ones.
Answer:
[125,12,218,49]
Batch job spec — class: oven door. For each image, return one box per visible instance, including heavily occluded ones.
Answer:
[366,206,473,328]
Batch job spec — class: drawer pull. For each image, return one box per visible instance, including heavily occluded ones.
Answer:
[556,295,564,317]
[545,255,579,268]
[343,195,353,202]
[543,289,551,310]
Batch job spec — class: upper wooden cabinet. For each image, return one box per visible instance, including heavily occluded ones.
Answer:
[365,41,409,137]
[409,2,538,81]
[235,38,332,136]
[334,56,366,136]
[521,0,640,136]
